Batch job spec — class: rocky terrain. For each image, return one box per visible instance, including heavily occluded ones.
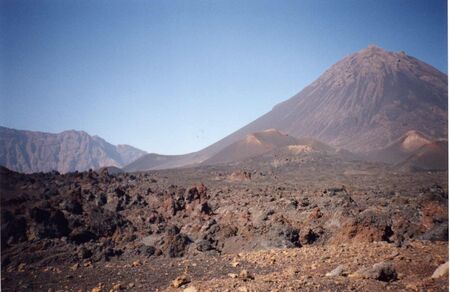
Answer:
[0,127,146,173]
[1,147,448,291]
[0,45,447,290]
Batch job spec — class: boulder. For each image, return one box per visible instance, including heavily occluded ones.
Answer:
[431,262,449,279]
[326,265,346,277]
[350,262,397,282]
[159,233,191,258]
[29,208,70,239]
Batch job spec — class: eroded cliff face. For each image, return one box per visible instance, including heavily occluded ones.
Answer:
[0,127,146,173]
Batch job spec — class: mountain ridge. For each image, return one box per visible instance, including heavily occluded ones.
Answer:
[0,126,146,173]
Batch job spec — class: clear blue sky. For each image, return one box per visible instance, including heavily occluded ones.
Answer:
[0,0,447,154]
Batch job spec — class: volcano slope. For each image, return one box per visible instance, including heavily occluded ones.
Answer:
[1,148,448,291]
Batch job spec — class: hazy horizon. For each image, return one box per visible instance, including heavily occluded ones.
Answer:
[0,0,447,154]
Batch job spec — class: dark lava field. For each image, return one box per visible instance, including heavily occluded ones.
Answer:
[1,151,448,291]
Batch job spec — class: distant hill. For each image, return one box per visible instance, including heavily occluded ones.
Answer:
[396,140,448,171]
[365,130,433,164]
[203,129,299,165]
[123,153,189,172]
[363,130,448,171]
[125,130,343,171]
[203,129,356,165]
[0,127,146,173]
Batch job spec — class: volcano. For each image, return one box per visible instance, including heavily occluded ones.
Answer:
[201,45,447,155]
[127,45,447,171]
